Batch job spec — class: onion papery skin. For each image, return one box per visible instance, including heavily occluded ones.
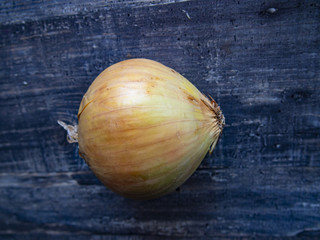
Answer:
[78,59,224,200]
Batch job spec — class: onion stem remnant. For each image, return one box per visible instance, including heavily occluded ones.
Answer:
[57,120,78,143]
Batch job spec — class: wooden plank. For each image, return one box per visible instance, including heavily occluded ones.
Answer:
[0,0,192,25]
[0,0,320,238]
[0,167,319,238]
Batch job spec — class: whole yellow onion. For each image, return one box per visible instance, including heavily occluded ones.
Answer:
[77,59,224,200]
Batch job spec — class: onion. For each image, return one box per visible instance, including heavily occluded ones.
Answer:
[77,59,224,200]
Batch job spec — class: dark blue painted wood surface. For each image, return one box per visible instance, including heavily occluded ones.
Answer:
[0,0,320,239]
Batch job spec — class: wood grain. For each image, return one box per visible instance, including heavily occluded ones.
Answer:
[1,0,320,238]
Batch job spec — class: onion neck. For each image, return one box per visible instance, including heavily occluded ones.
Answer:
[57,120,78,143]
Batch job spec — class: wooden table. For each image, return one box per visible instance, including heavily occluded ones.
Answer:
[1,0,319,239]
